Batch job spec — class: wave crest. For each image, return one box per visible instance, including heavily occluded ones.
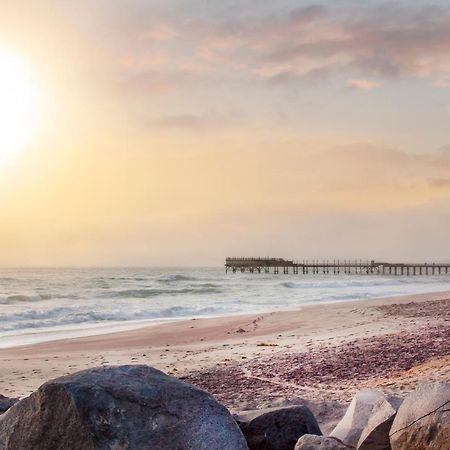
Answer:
[157,274,196,282]
[0,294,52,304]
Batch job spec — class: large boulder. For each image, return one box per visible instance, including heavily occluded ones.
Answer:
[330,390,386,448]
[295,434,351,449]
[390,382,450,449]
[236,405,321,450]
[0,395,18,415]
[357,395,402,449]
[0,365,248,450]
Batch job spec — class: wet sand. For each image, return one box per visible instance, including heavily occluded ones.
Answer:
[1,290,450,431]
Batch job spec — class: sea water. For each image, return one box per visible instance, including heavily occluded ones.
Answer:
[1,267,450,348]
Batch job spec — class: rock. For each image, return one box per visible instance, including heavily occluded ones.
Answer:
[0,395,18,415]
[330,390,386,448]
[295,434,351,449]
[236,405,321,450]
[357,395,402,450]
[390,382,450,449]
[0,365,248,450]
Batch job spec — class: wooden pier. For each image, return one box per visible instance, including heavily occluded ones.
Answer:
[225,257,450,276]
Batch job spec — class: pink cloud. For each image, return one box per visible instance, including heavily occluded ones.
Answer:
[108,3,450,92]
[433,79,450,88]
[347,79,381,90]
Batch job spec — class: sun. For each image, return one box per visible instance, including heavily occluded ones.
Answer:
[0,51,39,163]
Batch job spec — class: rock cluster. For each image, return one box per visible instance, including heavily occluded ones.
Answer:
[0,366,449,450]
[297,382,450,450]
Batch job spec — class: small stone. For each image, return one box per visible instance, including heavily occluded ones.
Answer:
[236,406,321,450]
[0,395,19,415]
[295,434,351,450]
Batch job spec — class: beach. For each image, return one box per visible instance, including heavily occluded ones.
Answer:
[1,290,449,432]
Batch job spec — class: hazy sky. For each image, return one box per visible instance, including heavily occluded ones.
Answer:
[1,0,450,266]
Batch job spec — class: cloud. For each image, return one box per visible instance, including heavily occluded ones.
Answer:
[433,79,450,88]
[347,79,380,90]
[428,178,450,188]
[147,110,243,130]
[438,145,450,153]
[106,2,450,91]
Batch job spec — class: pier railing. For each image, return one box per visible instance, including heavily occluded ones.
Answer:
[225,257,450,275]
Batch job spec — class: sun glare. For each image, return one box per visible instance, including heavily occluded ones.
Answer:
[0,51,39,163]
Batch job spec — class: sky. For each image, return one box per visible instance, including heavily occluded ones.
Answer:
[1,0,450,266]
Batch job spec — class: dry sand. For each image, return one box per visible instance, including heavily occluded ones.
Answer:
[1,290,450,432]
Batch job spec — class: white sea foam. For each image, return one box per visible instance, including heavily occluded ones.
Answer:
[0,267,450,347]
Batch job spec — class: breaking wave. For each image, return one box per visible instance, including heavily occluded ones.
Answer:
[0,305,234,332]
[0,294,53,304]
[107,286,221,298]
[157,274,197,282]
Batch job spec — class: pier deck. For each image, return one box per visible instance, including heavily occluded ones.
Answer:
[225,257,450,275]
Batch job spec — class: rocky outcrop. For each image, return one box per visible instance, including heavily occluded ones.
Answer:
[0,395,18,415]
[0,365,248,450]
[295,434,351,449]
[357,395,402,449]
[330,390,386,448]
[236,405,321,450]
[389,382,450,449]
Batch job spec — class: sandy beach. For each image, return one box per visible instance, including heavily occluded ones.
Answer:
[1,290,450,432]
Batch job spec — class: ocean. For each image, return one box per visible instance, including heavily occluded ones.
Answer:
[1,267,450,348]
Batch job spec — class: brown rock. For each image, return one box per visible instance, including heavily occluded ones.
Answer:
[357,395,402,449]
[330,390,386,448]
[0,365,248,450]
[390,382,450,450]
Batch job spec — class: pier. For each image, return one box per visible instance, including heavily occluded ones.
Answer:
[225,257,450,276]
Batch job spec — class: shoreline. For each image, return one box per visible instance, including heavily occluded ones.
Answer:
[2,288,450,351]
[1,289,450,407]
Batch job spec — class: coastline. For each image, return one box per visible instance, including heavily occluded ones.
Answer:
[1,289,450,415]
[2,286,450,350]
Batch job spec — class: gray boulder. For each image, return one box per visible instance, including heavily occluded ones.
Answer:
[357,395,402,449]
[330,390,385,448]
[390,382,450,449]
[0,395,18,415]
[0,365,248,450]
[236,405,321,450]
[295,434,351,449]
